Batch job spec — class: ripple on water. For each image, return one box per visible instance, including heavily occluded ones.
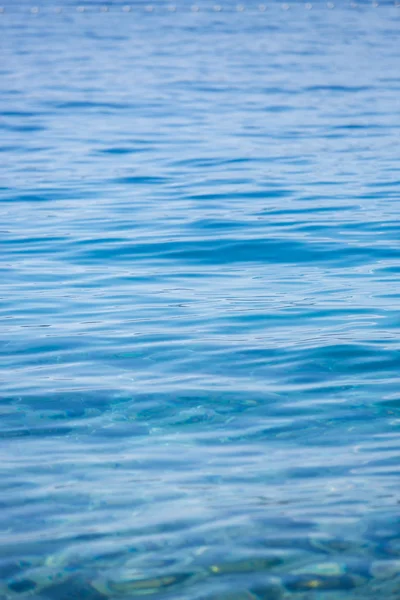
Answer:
[1,2,400,600]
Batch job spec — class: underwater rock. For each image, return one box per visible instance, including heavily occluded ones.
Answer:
[284,573,359,592]
[8,578,37,594]
[42,577,106,600]
[209,557,282,575]
[91,571,193,596]
[370,560,400,580]
[6,565,72,598]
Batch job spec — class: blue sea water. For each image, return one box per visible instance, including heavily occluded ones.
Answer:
[1,1,400,599]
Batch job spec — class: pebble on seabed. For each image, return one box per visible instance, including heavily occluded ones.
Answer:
[91,571,193,596]
[284,573,358,591]
[209,556,282,575]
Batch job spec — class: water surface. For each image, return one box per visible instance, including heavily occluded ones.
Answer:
[1,2,400,599]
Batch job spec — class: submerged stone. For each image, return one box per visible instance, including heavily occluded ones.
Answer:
[92,572,193,596]
[8,578,37,594]
[284,573,358,591]
[43,577,106,600]
[370,560,400,580]
[209,557,282,575]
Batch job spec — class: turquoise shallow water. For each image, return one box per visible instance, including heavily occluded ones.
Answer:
[1,2,400,599]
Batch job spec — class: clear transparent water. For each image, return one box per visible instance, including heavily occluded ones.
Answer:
[1,2,400,599]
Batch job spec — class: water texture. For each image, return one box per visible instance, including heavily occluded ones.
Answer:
[1,2,400,599]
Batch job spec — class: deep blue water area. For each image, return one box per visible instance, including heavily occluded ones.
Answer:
[1,2,400,599]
